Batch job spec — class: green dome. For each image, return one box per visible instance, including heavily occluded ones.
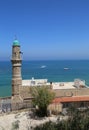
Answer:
[13,39,20,46]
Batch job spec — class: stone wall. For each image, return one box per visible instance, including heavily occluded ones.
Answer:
[53,88,89,97]
[0,97,11,112]
[19,86,32,99]
[48,103,63,113]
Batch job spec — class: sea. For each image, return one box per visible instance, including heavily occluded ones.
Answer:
[0,60,89,97]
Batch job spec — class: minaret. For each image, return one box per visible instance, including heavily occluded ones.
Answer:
[11,39,22,96]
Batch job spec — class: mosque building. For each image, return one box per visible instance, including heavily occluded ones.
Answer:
[0,39,89,112]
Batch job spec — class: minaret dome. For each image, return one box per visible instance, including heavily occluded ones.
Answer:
[13,39,20,46]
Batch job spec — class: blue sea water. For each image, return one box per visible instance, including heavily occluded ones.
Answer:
[0,60,89,97]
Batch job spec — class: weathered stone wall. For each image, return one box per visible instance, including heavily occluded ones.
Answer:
[19,86,32,99]
[53,88,89,97]
[12,79,22,95]
[48,103,63,113]
[0,97,11,112]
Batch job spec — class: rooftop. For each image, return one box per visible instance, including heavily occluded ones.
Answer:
[52,82,75,89]
[53,96,89,103]
[22,78,48,86]
[22,78,86,90]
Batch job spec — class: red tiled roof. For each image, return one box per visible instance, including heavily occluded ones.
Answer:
[52,96,89,103]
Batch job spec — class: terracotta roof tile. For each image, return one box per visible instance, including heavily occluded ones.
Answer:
[53,96,89,103]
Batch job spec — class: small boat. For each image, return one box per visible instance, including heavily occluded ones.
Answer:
[64,68,69,70]
[40,65,46,68]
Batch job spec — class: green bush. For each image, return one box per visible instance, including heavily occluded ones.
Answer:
[34,107,89,130]
[11,120,20,130]
[31,86,55,117]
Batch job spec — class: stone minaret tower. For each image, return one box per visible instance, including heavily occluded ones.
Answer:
[11,39,22,96]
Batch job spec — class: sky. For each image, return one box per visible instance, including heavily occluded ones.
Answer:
[0,0,89,60]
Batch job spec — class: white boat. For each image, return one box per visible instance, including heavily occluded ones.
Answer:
[64,68,69,70]
[40,65,46,68]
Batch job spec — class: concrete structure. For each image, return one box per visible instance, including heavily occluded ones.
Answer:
[22,78,48,86]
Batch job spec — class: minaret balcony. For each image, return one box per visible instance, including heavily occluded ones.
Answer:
[11,59,22,64]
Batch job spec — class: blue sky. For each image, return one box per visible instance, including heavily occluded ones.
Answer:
[0,0,89,60]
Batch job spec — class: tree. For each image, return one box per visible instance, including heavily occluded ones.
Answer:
[31,86,55,117]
